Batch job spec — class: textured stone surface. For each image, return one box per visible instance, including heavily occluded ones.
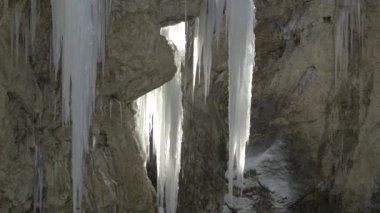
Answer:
[178,21,229,213]
[1,0,380,212]
[102,0,177,102]
[159,0,201,25]
[179,0,380,212]
[0,0,180,212]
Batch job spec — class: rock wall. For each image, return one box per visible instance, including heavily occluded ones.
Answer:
[1,0,380,212]
[249,0,380,212]
[179,0,380,212]
[178,21,228,213]
[0,0,198,212]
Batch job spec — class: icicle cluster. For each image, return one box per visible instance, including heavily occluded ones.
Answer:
[192,0,255,195]
[10,2,22,67]
[135,22,185,213]
[334,0,361,88]
[30,0,37,50]
[225,0,256,195]
[50,0,110,212]
[192,0,225,98]
[9,0,38,67]
[32,139,44,213]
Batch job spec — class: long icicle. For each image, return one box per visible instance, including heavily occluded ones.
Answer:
[30,0,37,50]
[192,0,225,98]
[334,0,361,89]
[192,0,217,99]
[135,22,185,213]
[50,1,110,212]
[226,0,255,195]
[14,2,21,67]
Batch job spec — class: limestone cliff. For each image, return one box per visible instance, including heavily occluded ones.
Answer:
[179,0,380,212]
[0,0,195,212]
[1,0,380,213]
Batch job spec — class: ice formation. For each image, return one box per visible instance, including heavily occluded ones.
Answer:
[192,0,225,98]
[32,140,44,213]
[30,0,37,50]
[192,0,255,197]
[26,134,42,213]
[50,0,110,212]
[10,0,37,66]
[225,0,256,195]
[334,0,361,88]
[135,22,185,213]
[14,3,21,66]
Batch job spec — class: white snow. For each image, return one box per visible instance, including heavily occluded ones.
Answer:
[244,140,307,209]
[50,0,110,212]
[224,195,256,213]
[225,0,256,195]
[135,22,185,213]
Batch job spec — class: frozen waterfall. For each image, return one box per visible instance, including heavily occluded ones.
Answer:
[135,22,185,213]
[51,0,110,212]
[225,0,255,195]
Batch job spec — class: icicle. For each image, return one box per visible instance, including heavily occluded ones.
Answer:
[92,0,108,75]
[10,11,14,57]
[51,0,64,75]
[192,17,200,97]
[117,100,123,123]
[38,151,43,212]
[225,0,255,195]
[109,99,113,118]
[106,0,113,29]
[192,0,225,99]
[53,95,58,122]
[135,95,153,163]
[334,0,361,89]
[53,160,59,212]
[108,99,123,122]
[135,22,185,213]
[192,0,216,99]
[30,0,37,50]
[14,3,21,67]
[24,22,29,63]
[92,136,97,150]
[215,0,225,43]
[50,1,110,212]
[33,144,38,213]
[33,143,44,213]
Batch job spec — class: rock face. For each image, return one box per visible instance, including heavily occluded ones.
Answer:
[178,22,229,213]
[248,0,380,212]
[179,0,380,213]
[1,0,380,213]
[0,0,189,212]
